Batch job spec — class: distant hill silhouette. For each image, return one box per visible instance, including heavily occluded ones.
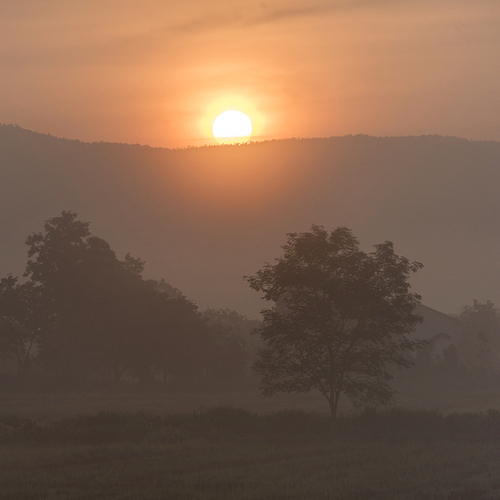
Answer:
[2,123,500,317]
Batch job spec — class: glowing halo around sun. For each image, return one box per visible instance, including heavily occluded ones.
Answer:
[212,110,253,144]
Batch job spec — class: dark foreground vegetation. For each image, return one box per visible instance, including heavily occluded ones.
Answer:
[2,407,500,499]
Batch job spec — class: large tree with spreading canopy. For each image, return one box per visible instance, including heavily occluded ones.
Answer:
[245,225,424,422]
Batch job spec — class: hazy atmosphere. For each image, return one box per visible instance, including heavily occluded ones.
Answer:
[1,0,500,147]
[3,1,500,498]
[2,129,500,318]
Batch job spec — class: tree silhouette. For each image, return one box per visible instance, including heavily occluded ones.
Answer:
[203,308,259,385]
[457,300,500,374]
[21,211,222,387]
[245,225,424,423]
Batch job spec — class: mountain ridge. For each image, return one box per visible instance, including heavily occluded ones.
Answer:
[2,123,499,317]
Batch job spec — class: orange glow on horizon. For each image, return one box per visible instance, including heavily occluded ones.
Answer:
[1,1,499,147]
[164,139,314,218]
[199,95,265,146]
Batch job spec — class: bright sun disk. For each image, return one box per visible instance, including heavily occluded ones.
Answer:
[212,110,252,144]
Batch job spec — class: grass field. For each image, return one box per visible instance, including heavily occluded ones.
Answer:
[2,407,500,499]
[2,387,500,423]
[0,390,331,422]
[3,438,500,499]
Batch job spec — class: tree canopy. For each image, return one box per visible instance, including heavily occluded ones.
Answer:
[245,225,424,420]
[457,300,500,374]
[0,211,250,389]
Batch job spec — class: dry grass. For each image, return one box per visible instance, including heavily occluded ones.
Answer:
[0,390,332,423]
[3,407,500,499]
[3,387,500,424]
[1,435,500,499]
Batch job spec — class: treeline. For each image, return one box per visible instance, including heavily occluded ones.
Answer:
[395,299,500,400]
[0,212,261,390]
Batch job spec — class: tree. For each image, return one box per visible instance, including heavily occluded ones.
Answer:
[146,278,185,300]
[21,211,229,388]
[0,276,46,380]
[456,300,500,374]
[203,308,259,385]
[0,276,29,378]
[0,276,24,361]
[125,290,214,387]
[245,225,424,423]
[23,211,134,382]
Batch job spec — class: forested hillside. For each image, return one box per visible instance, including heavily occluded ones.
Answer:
[2,124,500,317]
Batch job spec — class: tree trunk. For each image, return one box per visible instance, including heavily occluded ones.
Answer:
[111,362,124,383]
[328,392,339,434]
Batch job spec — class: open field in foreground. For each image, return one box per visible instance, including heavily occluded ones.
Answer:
[3,438,500,500]
[3,408,500,499]
[3,388,500,422]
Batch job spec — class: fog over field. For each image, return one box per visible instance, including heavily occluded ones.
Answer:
[3,1,500,497]
[2,124,499,317]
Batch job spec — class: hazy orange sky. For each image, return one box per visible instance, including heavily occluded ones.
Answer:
[1,0,499,148]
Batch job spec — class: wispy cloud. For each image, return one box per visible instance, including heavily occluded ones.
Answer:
[166,0,463,34]
[169,1,354,34]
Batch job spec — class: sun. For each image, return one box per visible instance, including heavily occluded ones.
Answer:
[212,110,253,144]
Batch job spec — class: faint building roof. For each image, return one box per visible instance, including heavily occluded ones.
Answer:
[412,304,460,342]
